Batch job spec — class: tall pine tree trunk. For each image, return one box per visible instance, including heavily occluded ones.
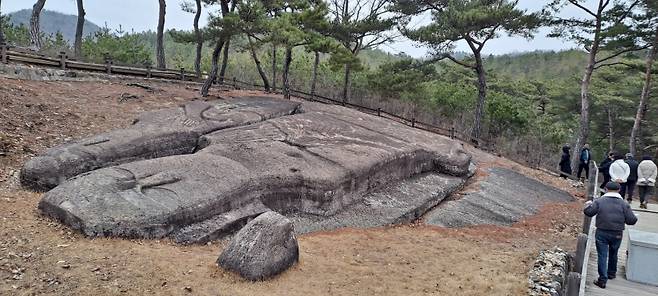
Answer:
[219,38,230,82]
[472,53,487,141]
[282,47,292,99]
[156,0,167,69]
[29,0,47,50]
[311,51,320,96]
[606,106,615,152]
[247,36,270,91]
[193,0,202,77]
[271,45,277,91]
[573,10,603,173]
[201,38,225,97]
[0,0,6,45]
[342,63,351,104]
[74,0,85,58]
[630,29,658,156]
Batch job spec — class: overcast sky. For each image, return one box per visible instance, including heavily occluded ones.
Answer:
[3,0,598,57]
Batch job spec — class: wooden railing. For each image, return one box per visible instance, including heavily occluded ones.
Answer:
[564,161,599,296]
[1,45,201,81]
[0,43,491,150]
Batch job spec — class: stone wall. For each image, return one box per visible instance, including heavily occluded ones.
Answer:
[528,248,571,296]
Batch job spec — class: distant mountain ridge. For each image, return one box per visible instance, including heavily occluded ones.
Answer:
[6,9,101,43]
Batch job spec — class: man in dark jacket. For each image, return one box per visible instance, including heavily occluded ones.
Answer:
[559,145,572,179]
[599,152,614,190]
[622,153,640,202]
[578,144,591,179]
[584,182,638,289]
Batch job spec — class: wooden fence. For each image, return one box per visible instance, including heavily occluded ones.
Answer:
[0,42,490,150]
[564,161,599,296]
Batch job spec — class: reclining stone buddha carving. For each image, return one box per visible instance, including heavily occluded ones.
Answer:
[21,96,302,191]
[24,95,473,241]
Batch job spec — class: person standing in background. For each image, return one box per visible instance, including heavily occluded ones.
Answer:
[609,153,630,199]
[599,152,614,191]
[559,145,572,179]
[622,153,639,202]
[578,144,592,180]
[638,155,657,209]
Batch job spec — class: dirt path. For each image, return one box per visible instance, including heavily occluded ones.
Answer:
[0,77,583,295]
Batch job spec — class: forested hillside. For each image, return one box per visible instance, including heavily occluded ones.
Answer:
[1,2,656,171]
[6,9,100,43]
[486,50,588,81]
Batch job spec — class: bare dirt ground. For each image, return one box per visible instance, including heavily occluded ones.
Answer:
[0,75,584,296]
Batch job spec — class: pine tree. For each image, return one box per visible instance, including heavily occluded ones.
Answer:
[156,0,167,69]
[630,0,658,155]
[29,0,47,49]
[236,0,273,90]
[547,0,649,171]
[266,0,330,99]
[200,0,240,96]
[396,0,542,141]
[74,0,85,58]
[327,0,396,104]
[0,0,5,45]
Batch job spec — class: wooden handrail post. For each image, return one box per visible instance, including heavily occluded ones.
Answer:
[104,54,113,75]
[377,108,381,117]
[566,272,581,296]
[145,64,152,78]
[1,43,7,64]
[58,51,67,70]
[411,118,416,128]
[450,126,456,139]
[574,233,588,272]
[180,67,185,80]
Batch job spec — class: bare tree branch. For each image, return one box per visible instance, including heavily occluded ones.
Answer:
[568,0,598,18]
[478,25,501,51]
[613,0,640,26]
[595,44,650,64]
[437,54,477,69]
[593,61,635,70]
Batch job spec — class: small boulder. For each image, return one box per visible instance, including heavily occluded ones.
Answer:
[217,211,299,281]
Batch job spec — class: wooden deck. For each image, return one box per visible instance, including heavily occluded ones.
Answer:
[584,201,658,296]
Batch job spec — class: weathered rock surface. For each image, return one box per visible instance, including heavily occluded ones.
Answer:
[424,167,574,227]
[21,96,301,191]
[289,171,469,234]
[173,202,270,244]
[217,211,299,281]
[37,98,472,240]
[528,248,569,296]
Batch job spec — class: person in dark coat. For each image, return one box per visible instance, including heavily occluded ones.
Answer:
[622,153,640,202]
[559,145,572,179]
[584,181,638,289]
[599,152,614,190]
[578,144,592,179]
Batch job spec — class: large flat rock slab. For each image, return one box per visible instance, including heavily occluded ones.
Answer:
[37,99,473,240]
[21,96,301,190]
[288,172,469,234]
[424,167,574,228]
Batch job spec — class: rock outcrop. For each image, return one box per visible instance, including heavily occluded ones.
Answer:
[217,211,299,281]
[34,97,473,240]
[21,96,301,191]
[424,167,574,227]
